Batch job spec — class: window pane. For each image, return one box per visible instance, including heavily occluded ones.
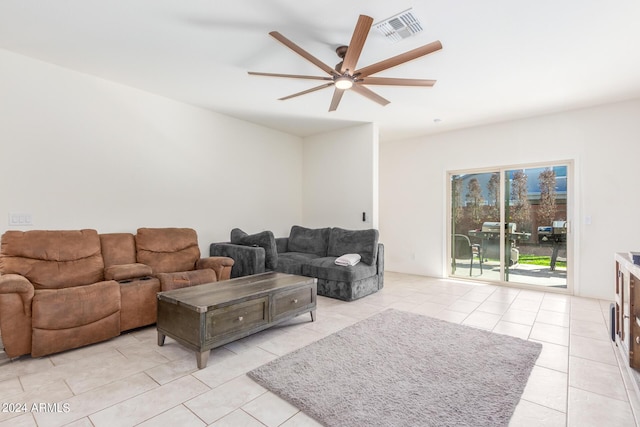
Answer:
[450,171,501,281]
[504,166,567,288]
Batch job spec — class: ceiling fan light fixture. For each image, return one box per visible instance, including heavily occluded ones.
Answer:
[334,75,354,90]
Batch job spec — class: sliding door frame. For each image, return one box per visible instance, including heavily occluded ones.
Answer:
[446,160,574,295]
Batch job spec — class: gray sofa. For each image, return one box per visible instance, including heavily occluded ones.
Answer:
[210,226,384,301]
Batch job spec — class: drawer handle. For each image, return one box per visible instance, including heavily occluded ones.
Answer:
[292,299,298,304]
[238,316,244,322]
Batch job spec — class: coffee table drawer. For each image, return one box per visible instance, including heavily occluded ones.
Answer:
[206,297,268,340]
[274,286,314,319]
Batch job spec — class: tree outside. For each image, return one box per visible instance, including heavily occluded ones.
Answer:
[451,176,464,227]
[486,172,500,222]
[509,170,531,232]
[465,178,484,228]
[538,168,557,226]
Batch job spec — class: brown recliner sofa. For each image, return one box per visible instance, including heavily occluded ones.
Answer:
[0,227,234,359]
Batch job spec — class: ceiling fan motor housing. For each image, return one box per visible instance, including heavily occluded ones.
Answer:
[335,45,349,73]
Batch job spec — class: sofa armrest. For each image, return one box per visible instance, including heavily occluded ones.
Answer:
[197,256,235,281]
[0,274,35,316]
[376,243,385,289]
[105,263,153,281]
[0,274,35,357]
[210,242,265,278]
[158,270,216,291]
[275,237,289,254]
[376,243,385,272]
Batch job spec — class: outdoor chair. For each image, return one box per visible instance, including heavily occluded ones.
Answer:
[453,234,483,276]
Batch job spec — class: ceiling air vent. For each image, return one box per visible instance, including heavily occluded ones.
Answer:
[374,8,423,42]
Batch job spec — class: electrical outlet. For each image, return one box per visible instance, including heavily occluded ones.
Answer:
[8,213,33,226]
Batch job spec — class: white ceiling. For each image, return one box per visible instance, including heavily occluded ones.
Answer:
[1,0,640,142]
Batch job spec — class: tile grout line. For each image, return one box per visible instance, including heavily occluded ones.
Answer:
[565,300,572,425]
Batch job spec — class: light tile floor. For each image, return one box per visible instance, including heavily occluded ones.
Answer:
[0,272,638,426]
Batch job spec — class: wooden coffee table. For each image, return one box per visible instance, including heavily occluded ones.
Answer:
[156,272,317,369]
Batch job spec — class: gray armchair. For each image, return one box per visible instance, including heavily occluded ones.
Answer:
[209,229,277,278]
[209,243,267,278]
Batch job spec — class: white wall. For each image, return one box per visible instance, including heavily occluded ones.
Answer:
[0,49,303,255]
[9,45,637,300]
[380,99,640,300]
[301,123,378,230]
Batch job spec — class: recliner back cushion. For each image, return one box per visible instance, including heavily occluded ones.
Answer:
[0,229,105,289]
[327,227,379,266]
[288,226,331,256]
[136,228,200,274]
[100,233,137,267]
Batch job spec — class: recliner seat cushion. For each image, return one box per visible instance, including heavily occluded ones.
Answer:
[0,229,105,289]
[32,280,121,329]
[230,228,278,270]
[136,228,200,274]
[31,280,121,356]
[288,226,331,256]
[327,228,379,266]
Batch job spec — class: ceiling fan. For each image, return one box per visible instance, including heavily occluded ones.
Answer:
[248,14,442,112]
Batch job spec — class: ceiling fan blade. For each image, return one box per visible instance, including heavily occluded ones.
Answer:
[269,31,338,76]
[278,82,335,101]
[359,77,436,87]
[341,15,374,74]
[351,85,390,107]
[329,88,345,112]
[355,40,443,77]
[248,71,332,81]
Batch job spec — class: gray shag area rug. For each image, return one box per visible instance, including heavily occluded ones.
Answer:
[248,309,541,427]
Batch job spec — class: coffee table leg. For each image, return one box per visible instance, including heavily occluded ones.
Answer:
[310,309,316,322]
[196,350,209,369]
[157,332,166,346]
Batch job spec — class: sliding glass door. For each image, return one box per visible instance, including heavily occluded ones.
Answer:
[451,170,500,280]
[449,162,570,290]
